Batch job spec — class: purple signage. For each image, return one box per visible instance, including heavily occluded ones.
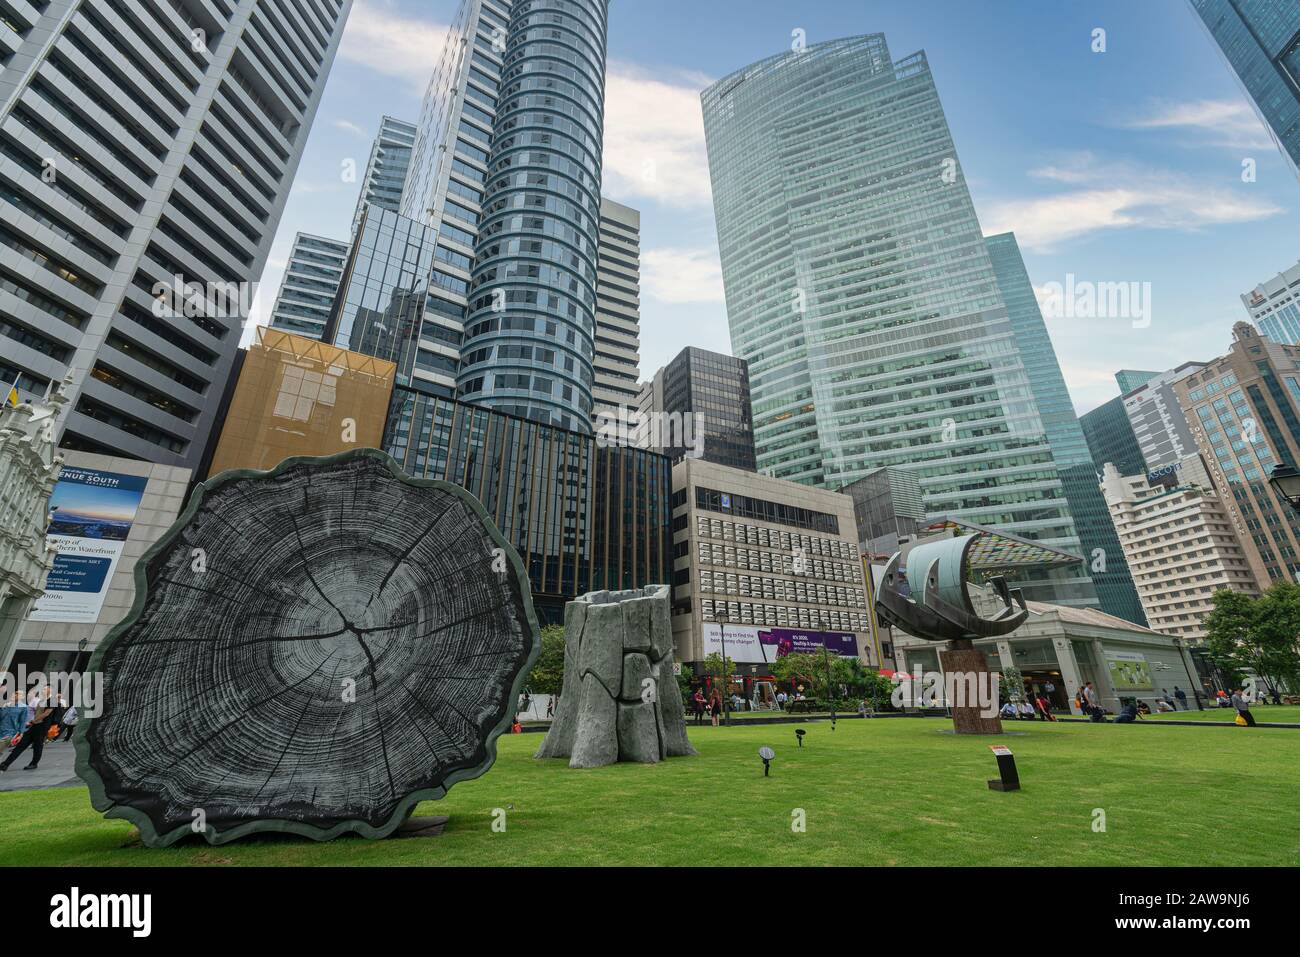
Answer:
[759,628,858,659]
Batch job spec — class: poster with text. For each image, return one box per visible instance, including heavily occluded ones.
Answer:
[1105,650,1153,691]
[702,623,859,664]
[29,468,148,624]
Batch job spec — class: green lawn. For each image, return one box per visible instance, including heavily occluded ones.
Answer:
[1145,705,1300,723]
[3,718,1297,866]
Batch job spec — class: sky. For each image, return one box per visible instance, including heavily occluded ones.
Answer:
[252,0,1300,416]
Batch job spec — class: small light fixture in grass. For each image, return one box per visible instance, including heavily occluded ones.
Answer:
[795,728,806,748]
[759,746,774,776]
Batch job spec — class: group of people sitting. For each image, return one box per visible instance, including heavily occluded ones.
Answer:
[998,694,1056,721]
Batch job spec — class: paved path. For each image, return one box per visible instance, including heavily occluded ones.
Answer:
[0,739,81,792]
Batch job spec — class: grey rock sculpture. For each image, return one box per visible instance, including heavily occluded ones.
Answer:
[77,449,539,846]
[536,585,696,768]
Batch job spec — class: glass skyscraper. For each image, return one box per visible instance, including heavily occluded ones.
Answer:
[1190,0,1300,178]
[458,0,610,433]
[986,233,1146,625]
[701,35,1096,602]
[351,116,418,237]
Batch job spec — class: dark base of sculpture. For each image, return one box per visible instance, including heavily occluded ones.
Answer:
[395,816,450,838]
[940,639,1002,735]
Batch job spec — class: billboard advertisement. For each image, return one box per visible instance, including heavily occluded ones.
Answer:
[702,623,859,665]
[29,468,148,624]
[1105,650,1153,691]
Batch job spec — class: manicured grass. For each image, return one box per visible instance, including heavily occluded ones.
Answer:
[2,718,1297,866]
[1145,705,1300,723]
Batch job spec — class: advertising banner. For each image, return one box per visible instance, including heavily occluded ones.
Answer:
[702,623,859,665]
[29,468,148,624]
[1104,650,1153,691]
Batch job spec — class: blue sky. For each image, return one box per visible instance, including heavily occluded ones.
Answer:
[256,0,1300,415]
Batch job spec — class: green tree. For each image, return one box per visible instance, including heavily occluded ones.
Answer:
[1204,584,1300,693]
[524,625,566,696]
[702,652,735,694]
[999,663,1026,703]
[771,652,826,697]
[676,664,694,701]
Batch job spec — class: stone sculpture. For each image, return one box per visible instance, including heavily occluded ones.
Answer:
[536,585,696,767]
[77,448,539,846]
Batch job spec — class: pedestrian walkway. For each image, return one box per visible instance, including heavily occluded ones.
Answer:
[0,739,81,792]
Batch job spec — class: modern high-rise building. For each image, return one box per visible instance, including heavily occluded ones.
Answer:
[384,388,671,623]
[267,233,350,341]
[1189,0,1300,178]
[1116,370,1161,394]
[1081,395,1148,478]
[592,198,642,419]
[840,466,926,557]
[1242,259,1300,346]
[701,36,1094,567]
[984,232,1145,625]
[458,0,610,433]
[1102,459,1260,642]
[350,116,417,237]
[0,0,352,472]
[1173,323,1300,585]
[636,347,757,471]
[1123,363,1205,472]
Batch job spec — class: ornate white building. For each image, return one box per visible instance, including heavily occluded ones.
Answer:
[0,379,67,671]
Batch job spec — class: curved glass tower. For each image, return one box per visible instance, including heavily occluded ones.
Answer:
[458,0,609,433]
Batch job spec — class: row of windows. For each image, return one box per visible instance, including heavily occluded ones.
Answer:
[697,569,866,609]
[694,541,863,585]
[699,599,867,633]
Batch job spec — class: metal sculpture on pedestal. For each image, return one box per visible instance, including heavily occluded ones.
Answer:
[76,448,539,846]
[535,585,697,768]
[875,533,1027,734]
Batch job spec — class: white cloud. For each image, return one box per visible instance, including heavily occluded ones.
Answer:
[603,62,714,209]
[641,246,726,303]
[333,119,369,139]
[338,1,448,90]
[983,153,1284,251]
[1126,98,1275,151]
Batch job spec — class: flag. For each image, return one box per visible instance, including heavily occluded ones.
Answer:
[5,385,17,407]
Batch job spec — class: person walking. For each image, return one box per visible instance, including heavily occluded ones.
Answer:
[1173,686,1187,710]
[708,690,722,728]
[0,692,58,772]
[1082,681,1104,722]
[691,689,706,726]
[1230,688,1256,726]
[545,695,555,719]
[57,704,78,742]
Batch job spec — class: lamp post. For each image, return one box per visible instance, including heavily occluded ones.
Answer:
[716,611,731,727]
[818,617,836,730]
[1268,463,1300,514]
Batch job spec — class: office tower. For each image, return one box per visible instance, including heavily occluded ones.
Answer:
[1242,259,1300,345]
[350,116,417,237]
[701,36,1092,565]
[1173,322,1300,585]
[458,0,611,433]
[636,347,757,471]
[267,233,350,341]
[1123,363,1206,471]
[840,467,926,557]
[384,389,671,623]
[1190,0,1300,177]
[592,198,642,419]
[1081,396,1147,477]
[1116,369,1161,393]
[0,0,352,472]
[670,458,873,671]
[985,233,1145,624]
[1102,460,1260,641]
[325,206,455,395]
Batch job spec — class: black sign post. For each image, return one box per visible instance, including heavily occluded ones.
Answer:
[988,744,1020,791]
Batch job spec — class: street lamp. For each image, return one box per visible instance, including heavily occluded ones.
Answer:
[1268,464,1300,514]
[716,611,731,727]
[818,617,836,730]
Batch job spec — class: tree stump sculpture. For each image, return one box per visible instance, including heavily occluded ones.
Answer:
[536,585,696,768]
[76,449,539,846]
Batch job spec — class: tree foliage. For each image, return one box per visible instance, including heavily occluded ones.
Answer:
[1203,584,1300,693]
[524,624,566,696]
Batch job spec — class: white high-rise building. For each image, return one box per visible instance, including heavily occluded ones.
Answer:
[1242,260,1300,347]
[268,233,350,341]
[350,115,417,236]
[593,198,641,420]
[0,0,352,471]
[1101,459,1260,641]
